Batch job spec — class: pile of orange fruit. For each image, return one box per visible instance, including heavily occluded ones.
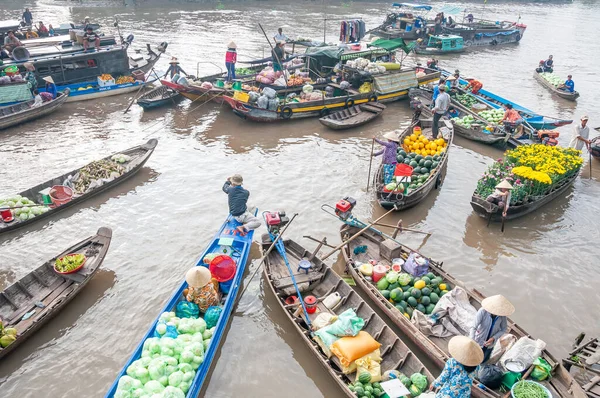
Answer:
[402,128,447,157]
[99,74,114,81]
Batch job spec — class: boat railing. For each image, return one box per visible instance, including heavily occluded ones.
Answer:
[195,62,224,80]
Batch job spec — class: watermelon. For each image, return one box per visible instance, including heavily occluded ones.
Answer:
[349,385,355,392]
[409,152,416,158]
[409,160,418,168]
[430,279,439,288]
[441,290,449,296]
[391,264,402,272]
[396,155,405,163]
[405,307,413,317]
[411,289,422,299]
[433,287,441,295]
[401,285,411,292]
[415,154,423,162]
[373,388,382,397]
[407,296,418,307]
[426,304,435,314]
[390,288,403,302]
[388,282,400,291]
[358,372,372,384]
[403,291,411,300]
[365,385,374,394]
[400,376,412,387]
[418,159,425,167]
[421,276,431,285]
[426,272,436,279]
[434,276,443,284]
[424,160,432,168]
[397,273,411,286]
[430,292,440,303]
[409,384,421,397]
[420,167,429,174]
[404,158,411,165]
[416,303,426,313]
[354,386,365,396]
[421,296,431,306]
[372,382,381,390]
[377,278,390,291]
[432,161,439,169]
[381,290,391,299]
[425,155,433,161]
[398,300,408,310]
[395,304,405,312]
[421,287,431,296]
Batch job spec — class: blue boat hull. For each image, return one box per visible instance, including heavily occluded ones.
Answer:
[138,96,179,110]
[105,213,257,398]
[40,80,143,102]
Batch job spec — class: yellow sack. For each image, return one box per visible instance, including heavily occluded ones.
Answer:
[355,355,382,383]
[340,349,382,374]
[331,331,381,368]
[378,62,400,70]
[359,82,372,93]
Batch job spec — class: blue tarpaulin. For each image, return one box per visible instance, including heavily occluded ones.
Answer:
[392,2,433,10]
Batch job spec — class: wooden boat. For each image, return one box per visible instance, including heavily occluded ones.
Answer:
[0,139,157,235]
[339,223,587,398]
[590,137,600,160]
[582,377,600,398]
[375,118,453,210]
[261,236,435,397]
[0,227,112,359]
[563,337,600,377]
[137,85,180,109]
[443,22,526,47]
[51,80,145,103]
[533,71,580,101]
[409,88,520,148]
[105,214,256,398]
[319,102,386,130]
[470,170,579,222]
[414,35,465,55]
[0,89,69,131]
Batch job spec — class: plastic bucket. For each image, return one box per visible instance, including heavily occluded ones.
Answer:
[304,295,317,314]
[372,264,387,283]
[49,185,73,206]
[214,79,225,88]
[219,279,233,294]
[209,255,236,282]
[232,81,242,91]
[11,47,30,62]
[394,163,414,177]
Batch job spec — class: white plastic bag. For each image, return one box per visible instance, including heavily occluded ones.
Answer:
[262,87,277,99]
[500,337,546,370]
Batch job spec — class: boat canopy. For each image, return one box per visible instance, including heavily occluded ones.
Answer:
[368,37,417,54]
[437,5,465,15]
[392,3,433,10]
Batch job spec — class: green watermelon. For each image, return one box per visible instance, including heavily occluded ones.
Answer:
[433,287,441,295]
[409,160,418,168]
[426,304,436,314]
[390,288,403,302]
[424,160,433,168]
[349,385,356,392]
[404,158,411,165]
[434,276,443,284]
[415,154,423,162]
[399,150,407,157]
[430,292,440,304]
[365,385,374,394]
[372,382,381,390]
[398,300,408,310]
[430,279,439,288]
[432,161,439,169]
[421,276,431,285]
[373,388,382,397]
[425,155,433,161]
[406,307,414,317]
[358,372,372,384]
[416,303,426,313]
[381,290,391,299]
[388,282,400,291]
[401,285,411,292]
[409,152,416,158]
[411,289,422,299]
[426,272,436,279]
[403,291,411,300]
[433,155,440,161]
[407,296,418,307]
[395,303,405,312]
[354,386,365,396]
[440,290,448,296]
[418,159,426,167]
[409,384,421,397]
[420,167,430,174]
[396,155,405,163]
[376,278,390,291]
[421,296,431,306]
[400,376,412,387]
[421,287,431,296]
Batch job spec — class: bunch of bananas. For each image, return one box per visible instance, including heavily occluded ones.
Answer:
[55,253,86,273]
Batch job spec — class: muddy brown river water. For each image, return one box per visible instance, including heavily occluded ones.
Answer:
[0,1,599,397]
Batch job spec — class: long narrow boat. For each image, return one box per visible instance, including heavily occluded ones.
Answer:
[137,85,180,109]
[533,71,580,101]
[339,222,586,398]
[440,70,572,130]
[48,79,145,103]
[0,139,157,235]
[261,236,435,397]
[319,102,386,130]
[409,88,520,148]
[470,170,579,221]
[375,118,453,210]
[0,227,112,359]
[105,214,256,398]
[591,137,600,160]
[0,89,70,131]
[443,23,526,47]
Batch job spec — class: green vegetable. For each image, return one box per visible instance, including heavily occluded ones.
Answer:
[400,376,412,387]
[376,278,390,291]
[512,380,549,398]
[397,273,412,286]
[411,373,428,391]
[386,271,399,284]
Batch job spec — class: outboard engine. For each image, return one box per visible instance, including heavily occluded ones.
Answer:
[335,197,356,220]
[265,211,290,234]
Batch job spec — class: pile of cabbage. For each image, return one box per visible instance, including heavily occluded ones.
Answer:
[345,58,387,75]
[114,312,215,398]
[540,72,563,87]
[451,114,478,129]
[477,108,506,125]
[0,196,49,221]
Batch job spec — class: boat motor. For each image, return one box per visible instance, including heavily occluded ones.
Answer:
[335,197,357,220]
[265,211,290,234]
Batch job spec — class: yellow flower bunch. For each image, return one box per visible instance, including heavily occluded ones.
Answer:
[512,166,552,184]
[506,144,583,176]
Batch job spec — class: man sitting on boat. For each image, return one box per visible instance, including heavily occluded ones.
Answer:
[500,104,524,137]
[373,132,399,184]
[432,85,451,139]
[543,55,554,73]
[222,174,261,236]
[485,180,512,217]
[465,78,483,94]
[25,27,39,39]
[2,31,23,56]
[37,22,49,37]
[470,294,514,362]
[558,75,575,93]
[83,26,100,52]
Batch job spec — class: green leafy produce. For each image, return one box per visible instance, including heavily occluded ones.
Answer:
[400,376,412,388]
[386,271,399,284]
[410,373,428,391]
[55,254,86,273]
[376,278,389,291]
[397,273,412,286]
[512,381,550,398]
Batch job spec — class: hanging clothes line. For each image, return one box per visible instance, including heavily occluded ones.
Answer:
[339,19,366,43]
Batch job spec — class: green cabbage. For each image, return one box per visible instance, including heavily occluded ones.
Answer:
[397,273,412,286]
[143,380,165,394]
[163,386,185,398]
[410,373,428,391]
[386,271,399,283]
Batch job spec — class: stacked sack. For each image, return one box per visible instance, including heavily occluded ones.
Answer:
[255,87,279,110]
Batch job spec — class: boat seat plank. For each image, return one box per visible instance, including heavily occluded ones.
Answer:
[31,271,49,287]
[7,278,67,324]
[16,281,34,298]
[1,292,18,310]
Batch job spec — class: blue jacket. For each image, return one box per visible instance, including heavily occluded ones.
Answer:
[46,83,57,99]
[564,79,574,92]
[469,308,507,346]
[222,181,249,217]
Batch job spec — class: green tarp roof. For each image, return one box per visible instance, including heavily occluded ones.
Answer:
[368,38,416,54]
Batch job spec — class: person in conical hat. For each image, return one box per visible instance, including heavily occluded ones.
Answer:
[470,294,514,362]
[185,266,220,312]
[225,41,237,82]
[43,76,57,99]
[164,57,188,81]
[486,179,513,217]
[430,336,483,396]
[373,132,400,185]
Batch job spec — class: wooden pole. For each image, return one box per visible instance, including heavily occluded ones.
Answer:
[369,221,432,236]
[589,150,593,180]
[320,206,397,261]
[366,138,375,192]
[258,23,288,87]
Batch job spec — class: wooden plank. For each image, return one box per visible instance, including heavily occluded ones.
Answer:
[15,281,76,334]
[31,271,49,287]
[7,278,65,324]
[0,292,18,310]
[16,281,34,298]
[273,271,323,289]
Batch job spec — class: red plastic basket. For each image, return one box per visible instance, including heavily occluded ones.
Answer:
[49,185,73,207]
[54,253,87,274]
[209,255,237,282]
[394,164,414,177]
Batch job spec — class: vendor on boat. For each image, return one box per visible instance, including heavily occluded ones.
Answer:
[543,55,554,73]
[431,77,446,105]
[470,294,514,362]
[23,62,37,91]
[22,8,33,26]
[164,58,188,80]
[83,26,100,52]
[429,336,483,397]
[558,75,575,93]
[432,85,450,139]
[568,115,590,151]
[185,266,220,312]
[222,174,261,236]
[373,132,399,185]
[447,106,460,119]
[25,27,39,39]
[465,78,483,94]
[467,13,475,23]
[225,41,237,82]
[273,28,289,43]
[37,22,49,37]
[500,104,524,137]
[2,31,23,55]
[43,76,57,99]
[48,24,55,36]
[272,41,285,72]
[485,180,512,217]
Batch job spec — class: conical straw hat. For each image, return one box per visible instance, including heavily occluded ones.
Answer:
[495,180,513,190]
[185,266,211,288]
[448,336,484,366]
[482,294,515,316]
[43,76,55,84]
[383,131,399,142]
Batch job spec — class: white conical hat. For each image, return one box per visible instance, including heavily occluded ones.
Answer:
[448,336,484,366]
[227,41,237,49]
[43,76,55,84]
[482,294,515,316]
[495,180,513,190]
[383,131,399,142]
[185,266,211,288]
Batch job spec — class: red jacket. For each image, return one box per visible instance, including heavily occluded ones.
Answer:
[225,50,237,63]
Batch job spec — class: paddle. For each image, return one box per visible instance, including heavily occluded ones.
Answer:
[366,138,375,193]
[237,213,298,298]
[320,206,398,261]
[368,220,432,237]
[501,215,506,233]
[590,150,593,180]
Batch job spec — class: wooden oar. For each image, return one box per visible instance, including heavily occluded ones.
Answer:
[123,68,158,114]
[237,213,297,298]
[589,150,593,180]
[501,215,506,233]
[366,138,375,192]
[320,206,397,261]
[368,221,432,236]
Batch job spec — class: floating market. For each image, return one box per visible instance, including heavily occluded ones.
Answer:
[0,2,598,398]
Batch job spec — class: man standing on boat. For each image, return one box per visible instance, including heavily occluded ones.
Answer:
[164,58,188,81]
[543,55,554,73]
[431,76,446,107]
[272,41,285,73]
[432,85,450,139]
[222,174,261,236]
[568,115,590,151]
[22,8,33,26]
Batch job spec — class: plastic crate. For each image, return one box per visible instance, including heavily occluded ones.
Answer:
[97,76,115,87]
[233,91,250,103]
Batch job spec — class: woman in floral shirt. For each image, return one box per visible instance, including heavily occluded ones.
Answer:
[185,266,220,312]
[430,336,483,398]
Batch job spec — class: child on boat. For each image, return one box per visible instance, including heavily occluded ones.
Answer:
[222,174,260,236]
